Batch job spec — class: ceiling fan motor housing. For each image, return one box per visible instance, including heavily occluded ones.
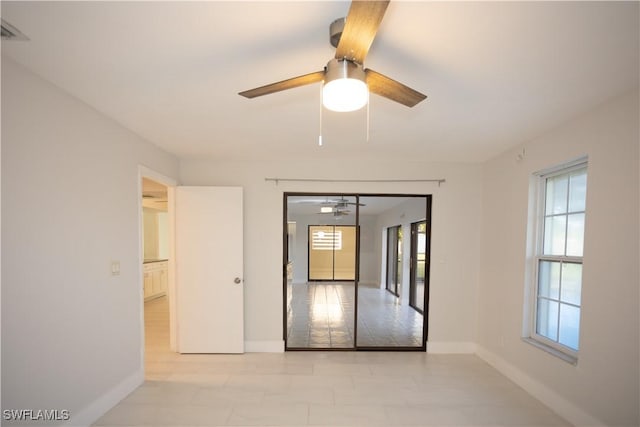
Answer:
[324,58,365,82]
[329,17,345,48]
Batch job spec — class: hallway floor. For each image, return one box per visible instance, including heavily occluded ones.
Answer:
[92,296,570,426]
[287,282,423,348]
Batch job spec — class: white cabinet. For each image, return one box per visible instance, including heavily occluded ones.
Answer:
[143,260,168,301]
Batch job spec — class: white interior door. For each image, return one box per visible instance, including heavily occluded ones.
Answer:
[176,186,244,353]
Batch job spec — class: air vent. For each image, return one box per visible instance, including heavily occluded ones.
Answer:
[1,19,29,41]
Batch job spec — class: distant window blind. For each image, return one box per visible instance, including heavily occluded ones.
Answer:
[312,230,342,250]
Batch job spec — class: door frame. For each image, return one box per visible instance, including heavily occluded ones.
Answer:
[283,192,432,351]
[138,166,177,370]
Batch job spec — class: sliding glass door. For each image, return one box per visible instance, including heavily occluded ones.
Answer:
[284,193,431,351]
[286,195,357,349]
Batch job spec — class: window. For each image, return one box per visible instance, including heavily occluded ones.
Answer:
[530,160,587,359]
[312,229,342,250]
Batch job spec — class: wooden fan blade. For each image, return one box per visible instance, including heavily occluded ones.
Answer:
[239,71,325,99]
[335,0,389,64]
[365,69,427,107]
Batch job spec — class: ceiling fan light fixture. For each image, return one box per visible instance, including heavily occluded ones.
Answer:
[322,59,368,112]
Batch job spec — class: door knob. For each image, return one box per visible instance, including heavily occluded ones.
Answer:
[234,277,242,284]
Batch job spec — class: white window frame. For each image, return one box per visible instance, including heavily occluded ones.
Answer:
[526,157,588,363]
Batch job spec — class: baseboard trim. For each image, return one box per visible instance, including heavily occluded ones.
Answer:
[427,341,476,353]
[68,368,143,427]
[244,340,284,353]
[476,345,605,427]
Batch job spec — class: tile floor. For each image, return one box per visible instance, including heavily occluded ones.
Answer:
[92,296,571,426]
[287,282,423,348]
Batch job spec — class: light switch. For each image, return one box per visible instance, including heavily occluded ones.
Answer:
[111,261,121,276]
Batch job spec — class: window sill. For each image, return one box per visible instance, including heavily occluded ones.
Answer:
[522,337,578,365]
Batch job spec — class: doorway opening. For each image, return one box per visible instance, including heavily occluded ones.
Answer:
[139,169,176,376]
[284,193,432,351]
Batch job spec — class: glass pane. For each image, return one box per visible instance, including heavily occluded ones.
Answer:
[309,225,336,280]
[568,169,587,213]
[286,195,356,349]
[333,226,356,280]
[545,175,568,215]
[566,213,585,257]
[543,215,566,255]
[357,196,426,348]
[538,261,560,300]
[537,298,559,341]
[559,304,580,350]
[560,263,582,305]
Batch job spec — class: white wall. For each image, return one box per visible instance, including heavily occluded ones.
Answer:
[180,158,483,351]
[1,58,179,425]
[477,90,639,426]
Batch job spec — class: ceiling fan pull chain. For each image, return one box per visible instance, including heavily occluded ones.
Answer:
[366,95,370,142]
[318,84,324,146]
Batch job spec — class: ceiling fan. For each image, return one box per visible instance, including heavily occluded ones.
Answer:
[239,0,426,112]
[318,207,351,217]
[290,197,366,208]
[325,197,365,209]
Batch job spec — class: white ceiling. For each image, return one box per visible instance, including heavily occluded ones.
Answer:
[2,1,638,163]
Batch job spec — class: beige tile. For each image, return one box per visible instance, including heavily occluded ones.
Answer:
[384,404,473,426]
[153,404,233,426]
[333,386,413,406]
[458,404,570,426]
[94,403,161,426]
[224,374,292,392]
[263,387,335,405]
[351,374,418,389]
[308,404,388,426]
[123,381,200,405]
[226,403,308,426]
[92,296,574,427]
[312,362,372,376]
[191,387,264,406]
[289,374,354,389]
[165,372,230,386]
[254,361,314,375]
